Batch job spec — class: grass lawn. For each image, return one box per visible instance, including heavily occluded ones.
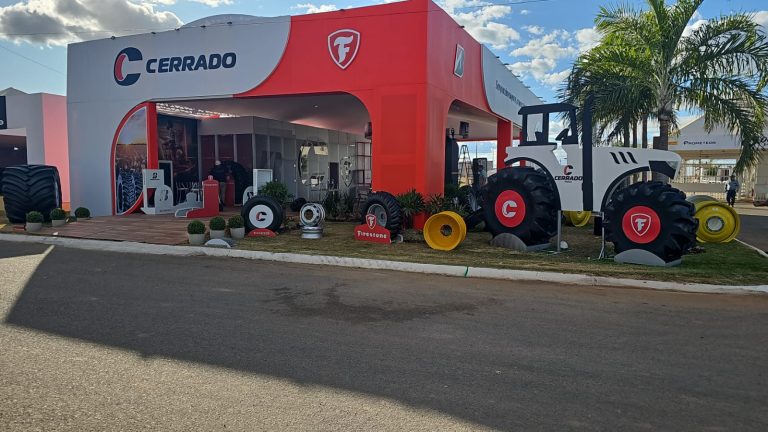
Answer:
[236,221,767,286]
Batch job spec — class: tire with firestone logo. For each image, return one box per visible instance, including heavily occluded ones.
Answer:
[241,195,283,232]
[361,191,403,236]
[481,167,558,245]
[603,181,697,261]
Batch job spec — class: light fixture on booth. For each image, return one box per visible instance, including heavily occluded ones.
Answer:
[13,147,19,151]
[459,121,470,139]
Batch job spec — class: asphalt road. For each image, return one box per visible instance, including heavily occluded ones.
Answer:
[739,214,768,253]
[1,241,767,431]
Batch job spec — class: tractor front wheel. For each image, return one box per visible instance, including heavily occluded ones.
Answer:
[481,167,558,245]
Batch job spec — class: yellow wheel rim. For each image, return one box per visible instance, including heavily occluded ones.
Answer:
[564,210,591,227]
[424,211,467,251]
[688,196,740,243]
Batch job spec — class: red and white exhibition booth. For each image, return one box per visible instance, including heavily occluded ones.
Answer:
[66,0,540,216]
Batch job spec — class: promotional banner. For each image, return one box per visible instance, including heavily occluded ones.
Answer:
[0,96,6,130]
[157,114,198,185]
[354,214,391,244]
[481,46,541,125]
[670,135,740,151]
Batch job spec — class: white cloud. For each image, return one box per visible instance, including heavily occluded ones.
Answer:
[293,3,338,14]
[511,29,575,60]
[189,0,232,6]
[520,9,530,15]
[438,2,520,49]
[523,25,543,35]
[0,0,183,46]
[574,27,601,52]
[753,11,768,31]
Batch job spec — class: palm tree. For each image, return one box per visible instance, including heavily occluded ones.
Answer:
[562,0,768,172]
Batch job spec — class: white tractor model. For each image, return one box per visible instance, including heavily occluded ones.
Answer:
[478,100,698,264]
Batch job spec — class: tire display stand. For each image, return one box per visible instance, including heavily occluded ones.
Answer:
[614,249,682,267]
[490,233,550,252]
[140,169,203,216]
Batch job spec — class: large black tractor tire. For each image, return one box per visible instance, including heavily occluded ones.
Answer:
[361,191,403,235]
[481,167,558,245]
[1,165,62,223]
[603,181,697,262]
[241,195,284,232]
[464,209,485,230]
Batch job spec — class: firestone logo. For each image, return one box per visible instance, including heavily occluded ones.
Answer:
[366,213,377,229]
[328,29,360,69]
[114,47,237,86]
[630,213,651,237]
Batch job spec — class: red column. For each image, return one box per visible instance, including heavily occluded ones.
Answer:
[496,119,512,171]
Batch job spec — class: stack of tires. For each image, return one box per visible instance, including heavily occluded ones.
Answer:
[1,165,62,223]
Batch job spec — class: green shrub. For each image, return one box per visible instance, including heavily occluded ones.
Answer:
[209,216,226,231]
[261,181,290,205]
[396,189,425,219]
[26,211,43,223]
[50,208,66,220]
[74,207,90,218]
[426,193,449,215]
[227,215,244,229]
[323,191,341,218]
[187,220,206,235]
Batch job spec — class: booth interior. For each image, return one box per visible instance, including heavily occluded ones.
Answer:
[118,93,506,216]
[0,130,28,170]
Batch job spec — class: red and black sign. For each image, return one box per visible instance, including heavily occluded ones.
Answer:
[248,228,277,238]
[354,214,391,244]
[621,205,661,244]
[494,190,526,228]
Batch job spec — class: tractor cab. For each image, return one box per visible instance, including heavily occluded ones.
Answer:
[519,103,580,146]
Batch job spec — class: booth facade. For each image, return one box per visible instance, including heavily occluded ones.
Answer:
[1,87,70,204]
[67,0,540,216]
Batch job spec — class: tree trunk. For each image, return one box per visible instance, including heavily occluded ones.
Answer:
[632,121,638,147]
[623,123,630,147]
[642,117,648,181]
[654,117,672,182]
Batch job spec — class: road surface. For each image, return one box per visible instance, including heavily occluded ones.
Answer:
[1,241,767,431]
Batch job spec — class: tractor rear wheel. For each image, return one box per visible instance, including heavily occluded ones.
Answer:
[1,165,62,223]
[603,181,697,261]
[481,167,558,245]
[361,192,403,235]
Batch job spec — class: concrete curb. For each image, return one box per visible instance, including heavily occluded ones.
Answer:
[2,233,766,295]
[735,239,768,259]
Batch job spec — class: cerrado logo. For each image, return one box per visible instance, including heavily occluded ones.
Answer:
[555,165,583,181]
[114,47,237,86]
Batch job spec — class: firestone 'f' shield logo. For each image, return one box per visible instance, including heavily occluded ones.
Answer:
[621,205,661,244]
[631,213,651,236]
[366,213,377,229]
[114,47,143,86]
[328,29,360,69]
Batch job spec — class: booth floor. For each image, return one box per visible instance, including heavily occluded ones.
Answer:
[9,211,241,245]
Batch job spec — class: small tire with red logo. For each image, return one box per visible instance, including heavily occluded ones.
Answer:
[361,191,403,236]
[481,167,558,245]
[241,195,284,232]
[603,181,697,262]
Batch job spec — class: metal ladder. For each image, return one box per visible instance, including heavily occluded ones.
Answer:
[459,144,472,186]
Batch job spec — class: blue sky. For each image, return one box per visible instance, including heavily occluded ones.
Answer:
[1,0,766,100]
[1,0,766,161]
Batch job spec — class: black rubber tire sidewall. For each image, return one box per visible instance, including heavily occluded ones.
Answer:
[241,195,283,232]
[1,165,62,223]
[604,181,698,261]
[481,167,558,245]
[361,191,403,235]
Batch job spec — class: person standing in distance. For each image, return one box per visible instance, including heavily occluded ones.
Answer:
[725,175,740,207]
[210,160,228,211]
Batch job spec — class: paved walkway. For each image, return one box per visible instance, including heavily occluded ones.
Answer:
[4,211,240,245]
